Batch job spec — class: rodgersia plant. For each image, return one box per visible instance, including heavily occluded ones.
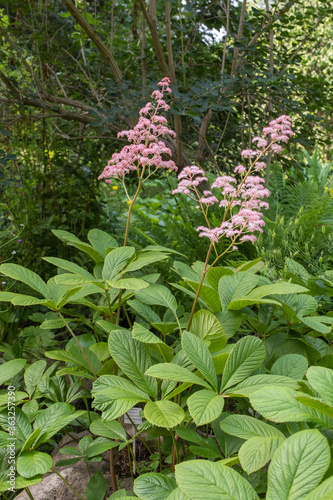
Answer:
[173,115,294,327]
[98,77,177,246]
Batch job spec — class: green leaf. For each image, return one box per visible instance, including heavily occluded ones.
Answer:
[85,471,107,500]
[226,374,299,396]
[187,390,224,425]
[17,451,53,478]
[134,473,177,500]
[166,488,188,500]
[266,430,330,500]
[250,387,333,426]
[303,477,333,500]
[220,415,285,439]
[43,257,94,278]
[298,315,333,334]
[239,436,285,474]
[271,354,308,380]
[102,247,135,281]
[189,309,227,352]
[175,460,259,500]
[296,396,333,419]
[246,282,309,299]
[124,252,169,273]
[24,360,46,397]
[132,323,173,362]
[144,401,185,428]
[127,299,160,324]
[187,281,221,313]
[306,366,333,405]
[86,438,118,457]
[145,364,212,389]
[0,358,26,385]
[108,330,157,398]
[221,336,266,391]
[182,331,217,390]
[0,263,49,297]
[40,318,65,330]
[33,403,85,444]
[218,272,259,311]
[108,278,149,290]
[136,284,178,316]
[90,418,127,441]
[52,230,103,263]
[88,228,118,255]
[92,375,149,420]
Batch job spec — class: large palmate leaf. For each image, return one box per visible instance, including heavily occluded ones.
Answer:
[144,401,185,428]
[102,247,135,281]
[134,473,177,500]
[108,329,157,398]
[220,414,285,439]
[182,331,217,391]
[221,336,266,392]
[175,460,259,500]
[0,264,49,297]
[239,436,285,474]
[266,430,330,500]
[17,451,53,478]
[187,390,224,425]
[270,354,308,380]
[250,387,333,427]
[189,309,227,352]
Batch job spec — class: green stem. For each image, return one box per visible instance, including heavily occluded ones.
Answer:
[186,242,213,331]
[105,289,114,324]
[24,488,35,500]
[58,311,97,378]
[51,468,85,500]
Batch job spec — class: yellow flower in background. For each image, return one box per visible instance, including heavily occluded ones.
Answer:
[126,200,131,205]
[112,186,118,191]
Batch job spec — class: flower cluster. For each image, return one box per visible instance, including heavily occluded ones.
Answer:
[173,115,294,246]
[99,78,177,183]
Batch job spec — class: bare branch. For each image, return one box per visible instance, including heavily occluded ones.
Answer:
[61,0,122,83]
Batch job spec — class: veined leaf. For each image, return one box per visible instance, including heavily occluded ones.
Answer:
[127,299,160,324]
[85,470,107,500]
[250,387,333,427]
[239,436,285,474]
[102,247,135,281]
[303,477,333,500]
[90,418,127,441]
[271,354,308,380]
[218,272,259,311]
[296,396,333,419]
[87,228,118,255]
[182,331,217,391]
[107,278,149,291]
[175,460,259,500]
[124,252,169,273]
[17,451,53,478]
[134,473,177,500]
[225,374,299,396]
[220,414,285,439]
[266,430,330,500]
[132,323,173,362]
[221,336,266,392]
[189,309,227,352]
[136,284,178,315]
[144,401,185,428]
[0,358,26,385]
[108,330,157,398]
[0,263,49,297]
[307,366,333,405]
[42,257,94,278]
[145,364,212,389]
[187,390,224,425]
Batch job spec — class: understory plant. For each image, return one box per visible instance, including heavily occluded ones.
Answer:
[0,79,333,500]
